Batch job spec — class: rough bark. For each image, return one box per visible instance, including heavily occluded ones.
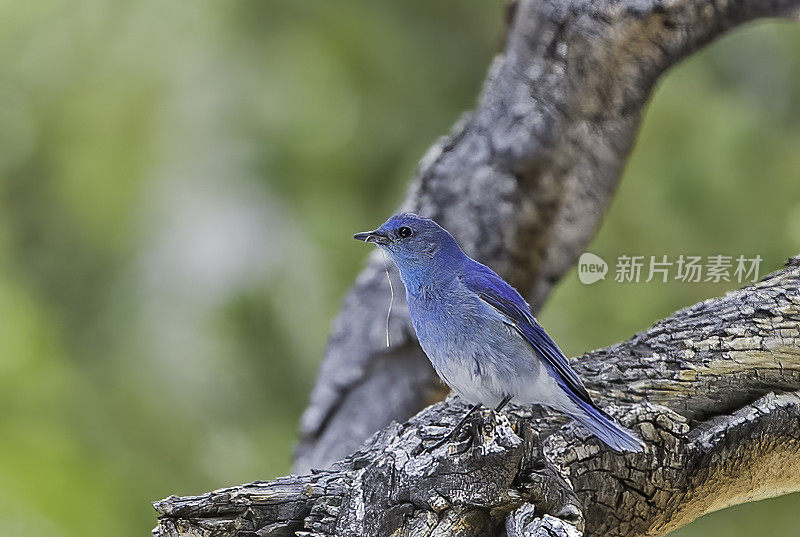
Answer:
[153,258,800,537]
[152,0,800,534]
[293,0,800,473]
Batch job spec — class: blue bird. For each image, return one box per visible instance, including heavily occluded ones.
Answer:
[354,213,644,452]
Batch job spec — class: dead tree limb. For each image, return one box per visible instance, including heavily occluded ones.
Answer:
[154,258,800,537]
[293,0,800,473]
[153,0,800,534]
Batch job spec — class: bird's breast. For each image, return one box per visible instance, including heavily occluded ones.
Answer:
[407,290,543,406]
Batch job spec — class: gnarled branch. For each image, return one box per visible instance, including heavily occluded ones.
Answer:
[293,0,800,473]
[154,258,800,537]
[153,0,800,535]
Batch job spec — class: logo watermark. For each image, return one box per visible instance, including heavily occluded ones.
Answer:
[577,253,762,285]
[578,253,608,284]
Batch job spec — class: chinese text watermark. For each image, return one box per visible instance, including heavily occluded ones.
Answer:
[578,253,762,285]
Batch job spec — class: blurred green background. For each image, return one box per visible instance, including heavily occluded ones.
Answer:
[0,1,798,536]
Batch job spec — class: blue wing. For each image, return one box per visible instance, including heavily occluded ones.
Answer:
[461,261,594,406]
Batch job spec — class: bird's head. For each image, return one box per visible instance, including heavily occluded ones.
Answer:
[354,213,463,276]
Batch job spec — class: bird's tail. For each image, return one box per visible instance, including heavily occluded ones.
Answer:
[565,392,645,452]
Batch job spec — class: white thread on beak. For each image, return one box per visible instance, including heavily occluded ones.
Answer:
[381,248,394,348]
[364,233,393,348]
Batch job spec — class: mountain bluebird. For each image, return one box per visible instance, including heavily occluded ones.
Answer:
[354,213,644,452]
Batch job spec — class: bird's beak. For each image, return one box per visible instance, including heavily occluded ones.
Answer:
[353,230,391,245]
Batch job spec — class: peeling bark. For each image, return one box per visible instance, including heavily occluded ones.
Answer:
[153,259,800,537]
[153,0,800,534]
[293,0,800,473]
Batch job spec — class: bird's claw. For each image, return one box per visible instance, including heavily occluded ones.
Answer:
[425,421,477,452]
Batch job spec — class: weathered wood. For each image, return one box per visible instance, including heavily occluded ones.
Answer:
[153,0,800,534]
[294,0,800,474]
[154,258,800,537]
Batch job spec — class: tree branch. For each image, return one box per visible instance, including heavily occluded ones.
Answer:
[293,0,800,473]
[152,0,800,534]
[154,258,800,537]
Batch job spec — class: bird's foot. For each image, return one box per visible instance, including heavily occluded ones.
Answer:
[425,418,480,452]
[425,433,453,453]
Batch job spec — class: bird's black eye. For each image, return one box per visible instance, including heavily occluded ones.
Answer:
[397,226,413,238]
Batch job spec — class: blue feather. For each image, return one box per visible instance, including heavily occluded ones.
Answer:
[460,261,592,404]
[461,261,644,452]
[357,213,645,452]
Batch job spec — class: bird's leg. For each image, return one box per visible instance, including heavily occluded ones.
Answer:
[494,395,513,413]
[427,403,482,451]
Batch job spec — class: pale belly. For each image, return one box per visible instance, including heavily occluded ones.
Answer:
[409,293,564,409]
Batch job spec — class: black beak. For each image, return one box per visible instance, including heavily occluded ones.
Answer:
[353,230,391,245]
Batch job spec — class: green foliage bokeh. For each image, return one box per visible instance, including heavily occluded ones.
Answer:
[0,1,797,536]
